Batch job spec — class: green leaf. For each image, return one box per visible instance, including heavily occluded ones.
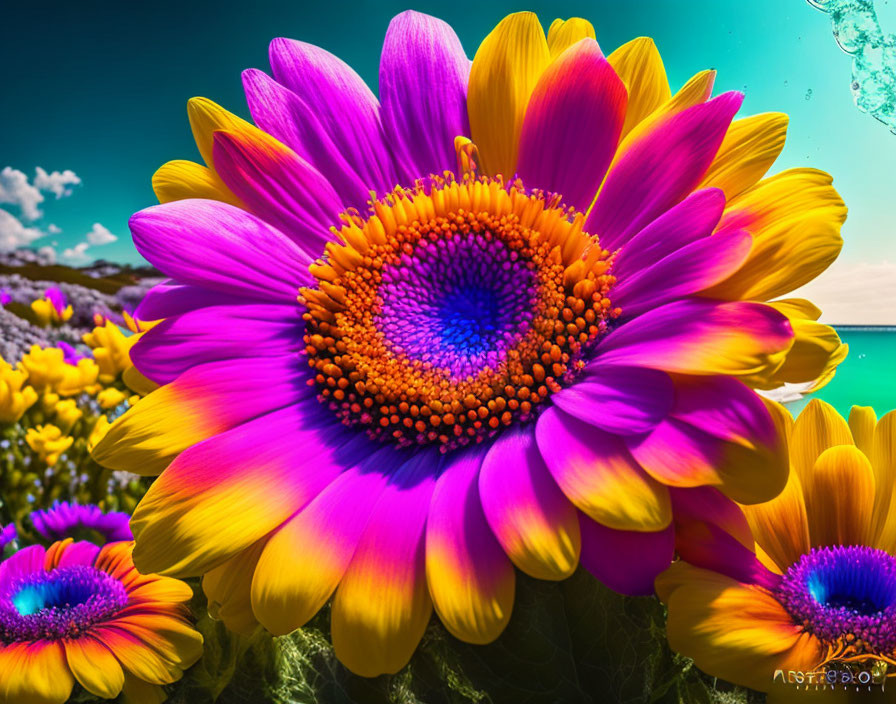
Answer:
[160,568,761,704]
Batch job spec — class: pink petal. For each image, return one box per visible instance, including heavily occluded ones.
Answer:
[517,39,627,212]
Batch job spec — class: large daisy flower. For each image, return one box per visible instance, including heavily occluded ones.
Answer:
[658,400,896,692]
[93,11,846,676]
[0,539,201,703]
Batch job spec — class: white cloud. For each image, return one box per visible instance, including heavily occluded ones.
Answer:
[61,241,90,264]
[85,222,117,246]
[0,167,43,220]
[0,209,45,250]
[33,167,81,199]
[47,224,61,234]
[37,245,57,265]
[0,166,81,221]
[791,259,896,325]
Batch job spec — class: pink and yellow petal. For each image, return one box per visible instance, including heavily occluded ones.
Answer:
[211,129,343,253]
[129,403,349,576]
[517,38,627,212]
[479,426,581,581]
[426,448,515,644]
[251,456,393,636]
[105,613,203,672]
[186,96,265,171]
[747,315,847,391]
[587,92,742,249]
[592,68,716,205]
[595,300,793,379]
[629,376,788,505]
[670,486,754,550]
[468,12,551,177]
[536,406,672,532]
[330,453,437,677]
[92,354,308,476]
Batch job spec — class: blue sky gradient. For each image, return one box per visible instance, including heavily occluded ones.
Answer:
[2,0,893,320]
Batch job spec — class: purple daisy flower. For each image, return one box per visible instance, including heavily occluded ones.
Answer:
[0,524,16,552]
[30,502,132,545]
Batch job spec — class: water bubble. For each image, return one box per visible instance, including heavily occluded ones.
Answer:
[806,88,814,99]
[810,0,896,133]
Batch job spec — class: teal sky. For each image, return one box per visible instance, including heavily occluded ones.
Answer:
[2,0,893,321]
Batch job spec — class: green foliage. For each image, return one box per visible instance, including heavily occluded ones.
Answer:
[0,403,147,540]
[158,569,762,704]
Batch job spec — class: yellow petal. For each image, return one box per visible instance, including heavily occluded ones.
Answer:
[657,561,823,692]
[606,37,671,139]
[767,298,822,322]
[872,410,896,550]
[187,97,256,169]
[468,12,550,177]
[90,385,220,476]
[120,673,167,704]
[849,405,877,458]
[203,539,266,635]
[546,17,595,57]
[802,445,874,547]
[698,113,788,200]
[152,160,241,207]
[750,317,846,390]
[741,470,809,572]
[122,365,159,397]
[64,637,125,700]
[790,399,854,483]
[704,168,846,301]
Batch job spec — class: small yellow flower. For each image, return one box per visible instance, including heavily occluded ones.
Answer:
[96,386,128,410]
[0,357,38,424]
[25,424,74,465]
[56,358,100,397]
[20,346,100,396]
[52,398,83,433]
[19,345,68,392]
[83,320,137,385]
[30,298,73,326]
[39,391,60,414]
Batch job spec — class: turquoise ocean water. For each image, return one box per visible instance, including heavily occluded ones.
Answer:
[786,327,896,417]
